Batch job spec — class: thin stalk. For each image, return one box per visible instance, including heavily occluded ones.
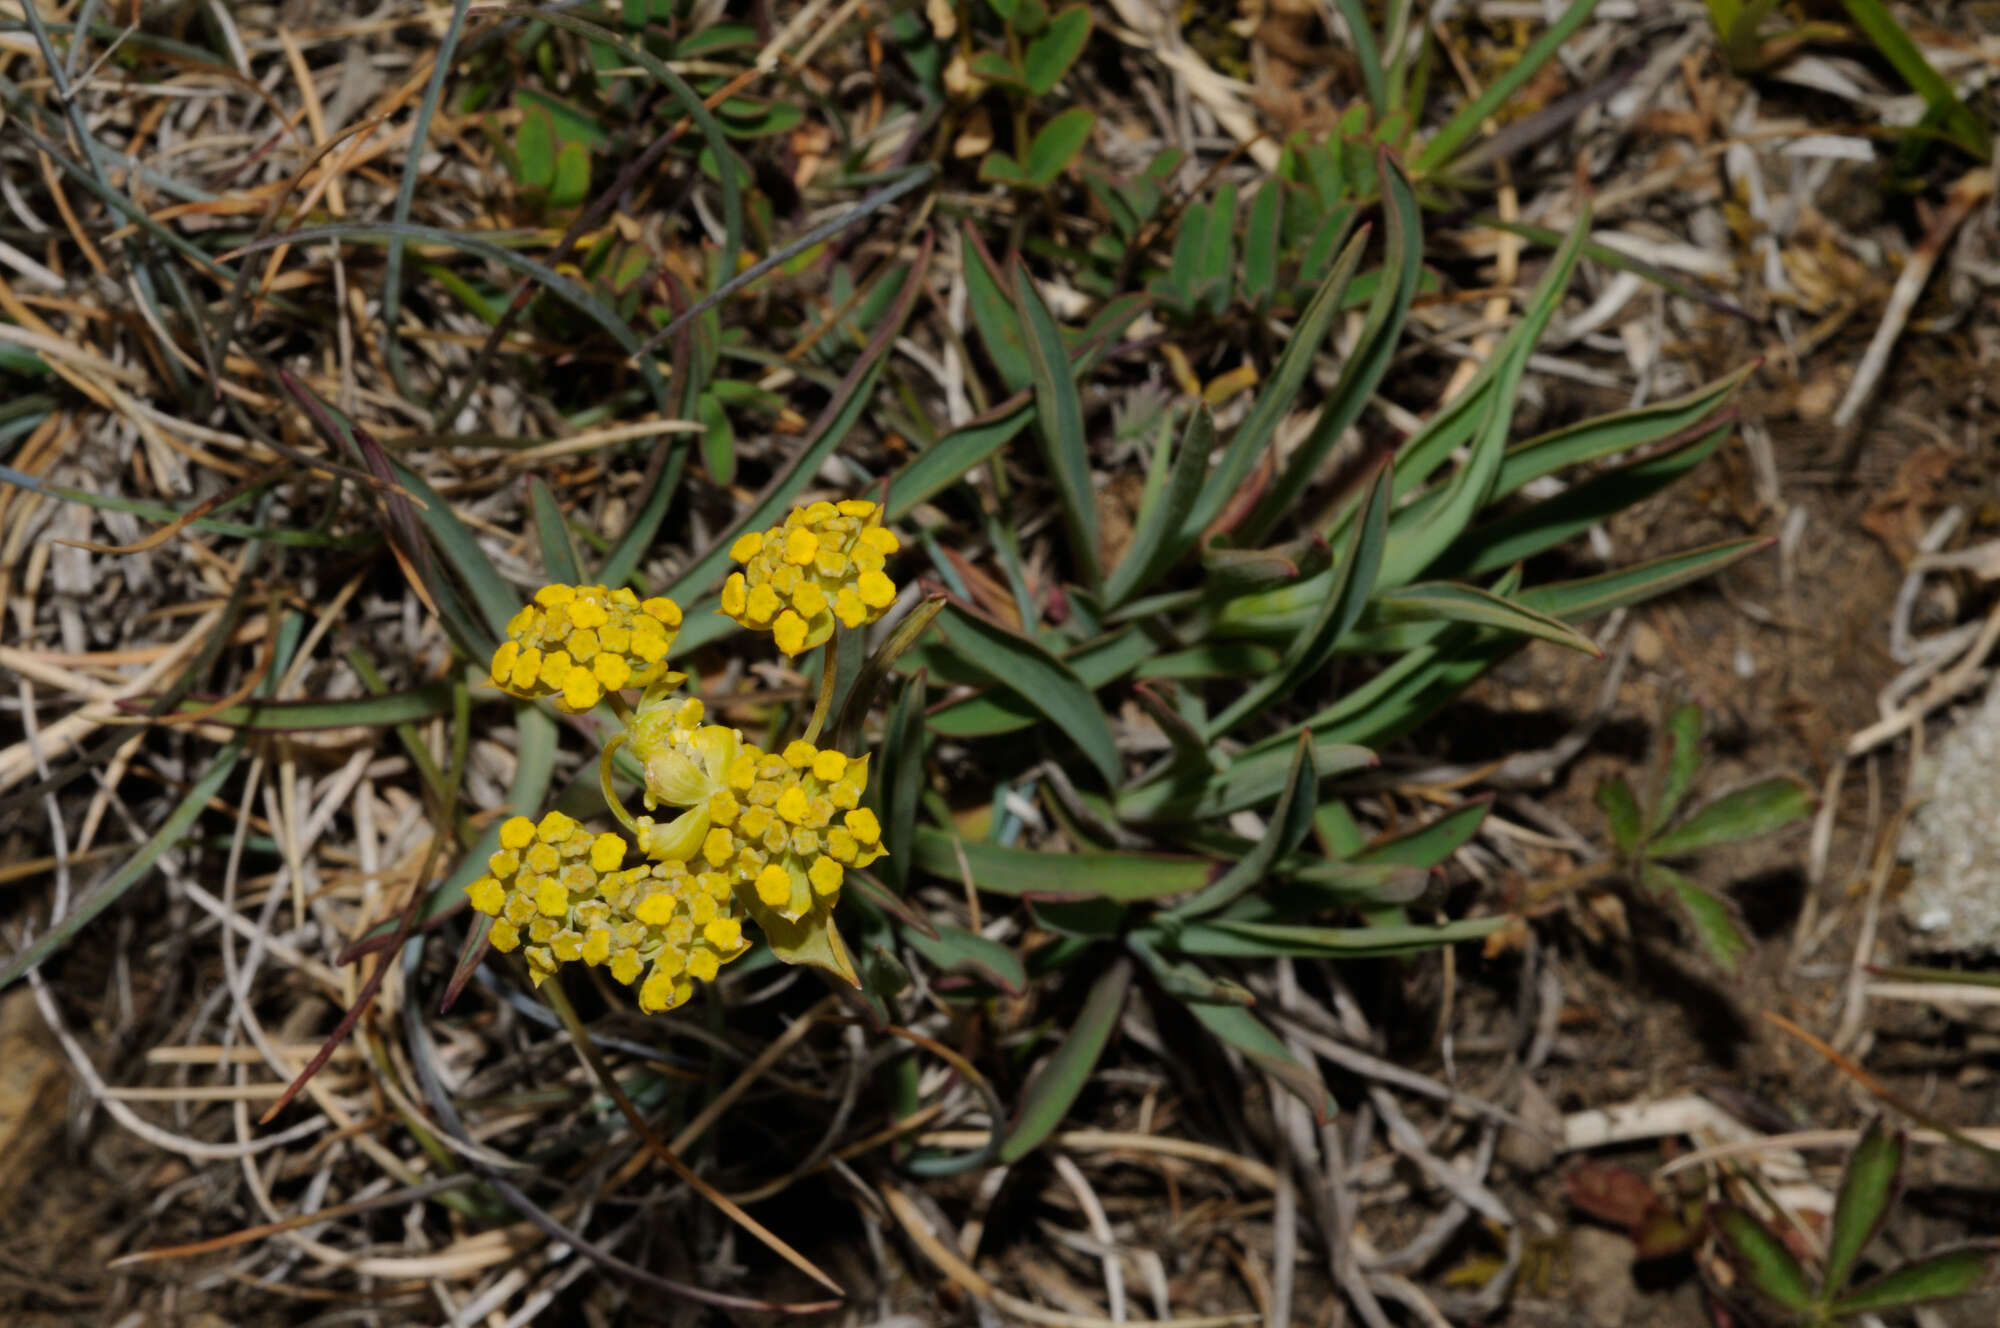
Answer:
[803,633,841,745]
[600,733,639,835]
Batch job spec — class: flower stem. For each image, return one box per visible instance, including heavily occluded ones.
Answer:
[599,732,640,835]
[604,689,635,727]
[802,632,840,746]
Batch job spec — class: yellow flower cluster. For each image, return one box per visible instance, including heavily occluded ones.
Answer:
[474,498,895,1014]
[467,811,749,1012]
[637,726,886,921]
[489,584,682,713]
[719,500,900,655]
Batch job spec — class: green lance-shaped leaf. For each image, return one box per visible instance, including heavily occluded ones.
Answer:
[1117,737,1375,824]
[1188,221,1366,536]
[1239,151,1421,545]
[1013,259,1101,587]
[1207,464,1390,739]
[1643,862,1750,974]
[1435,421,1731,579]
[963,229,1033,392]
[912,828,1208,901]
[1709,1204,1816,1315]
[1596,775,1644,856]
[1519,537,1772,622]
[1649,776,1811,858]
[1103,407,1214,608]
[1414,0,1602,173]
[870,667,929,891]
[1167,735,1317,920]
[934,604,1122,787]
[1169,915,1508,959]
[1651,703,1704,836]
[156,683,457,731]
[1368,581,1601,655]
[1353,795,1492,870]
[1001,957,1131,1161]
[1823,1118,1905,1298]
[929,627,1151,739]
[529,477,583,586]
[1241,182,1281,309]
[1840,0,1991,160]
[1829,1246,2000,1317]
[903,924,1027,996]
[1183,999,1331,1121]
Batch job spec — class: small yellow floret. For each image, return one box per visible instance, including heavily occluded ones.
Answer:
[468,876,504,914]
[755,863,791,906]
[808,857,843,896]
[811,750,848,782]
[500,816,536,851]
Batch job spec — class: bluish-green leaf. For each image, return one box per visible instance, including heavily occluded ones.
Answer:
[1103,408,1213,607]
[1370,581,1600,654]
[529,477,582,585]
[912,828,1209,901]
[904,924,1027,995]
[1172,915,1507,959]
[1183,1000,1330,1121]
[1000,957,1131,1161]
[1118,738,1374,823]
[1168,736,1317,920]
[934,605,1121,787]
[1013,260,1101,587]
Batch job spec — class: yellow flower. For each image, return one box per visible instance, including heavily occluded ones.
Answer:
[627,694,710,812]
[630,728,882,922]
[489,584,683,713]
[466,810,749,1011]
[719,500,900,656]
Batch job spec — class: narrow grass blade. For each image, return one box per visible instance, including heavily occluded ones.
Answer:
[1490,364,1754,500]
[935,604,1122,788]
[596,439,688,588]
[927,628,1152,738]
[381,0,471,398]
[1001,957,1132,1161]
[1013,261,1101,587]
[1438,423,1731,579]
[153,685,457,731]
[0,739,244,991]
[911,829,1209,901]
[963,229,1032,392]
[233,223,671,415]
[1840,0,1990,159]
[1414,0,1602,173]
[1354,795,1490,868]
[1188,222,1365,537]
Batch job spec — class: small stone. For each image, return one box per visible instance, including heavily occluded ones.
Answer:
[1631,623,1664,667]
